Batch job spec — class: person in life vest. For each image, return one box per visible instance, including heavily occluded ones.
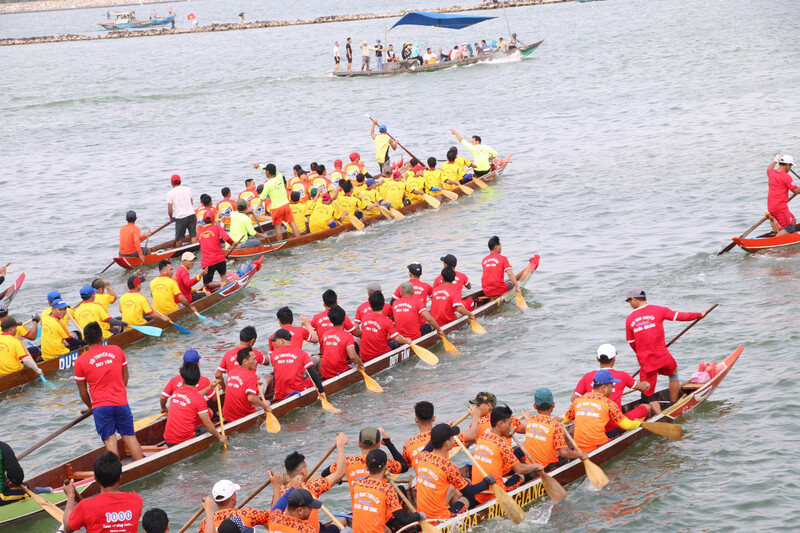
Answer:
[370,121,399,177]
[344,153,367,183]
[216,187,236,229]
[766,154,800,236]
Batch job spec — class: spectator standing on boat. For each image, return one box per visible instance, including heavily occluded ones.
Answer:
[333,41,340,72]
[360,40,373,71]
[238,12,244,23]
[375,39,384,70]
[74,322,145,461]
[118,210,152,263]
[450,129,498,178]
[766,154,799,236]
[62,453,143,533]
[259,163,302,241]
[345,37,353,71]
[370,121,398,177]
[625,287,709,403]
[167,174,196,247]
[386,44,398,62]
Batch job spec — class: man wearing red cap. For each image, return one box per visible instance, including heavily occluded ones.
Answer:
[330,160,345,184]
[166,174,196,247]
[344,153,366,183]
[119,275,171,326]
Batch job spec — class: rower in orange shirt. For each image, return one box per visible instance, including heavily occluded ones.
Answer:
[563,369,643,453]
[329,159,345,185]
[469,392,525,453]
[195,193,219,228]
[118,210,152,263]
[471,405,543,504]
[216,187,236,229]
[238,178,258,204]
[344,152,367,183]
[311,164,332,195]
[521,388,587,471]
[402,401,479,468]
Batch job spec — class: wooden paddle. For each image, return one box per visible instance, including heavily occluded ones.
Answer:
[469,174,489,189]
[515,291,528,309]
[353,188,394,220]
[215,384,228,451]
[398,176,441,208]
[440,334,459,354]
[319,393,341,414]
[387,478,438,533]
[258,387,281,433]
[439,188,459,201]
[511,435,567,503]
[359,368,384,393]
[143,219,173,253]
[177,501,206,533]
[331,201,366,230]
[457,183,475,195]
[225,235,246,259]
[561,424,608,489]
[453,435,526,524]
[133,412,166,431]
[22,486,63,522]
[318,501,346,531]
[640,421,682,440]
[261,231,281,260]
[447,410,471,459]
[470,318,487,334]
[408,343,438,366]
[718,190,799,255]
[18,410,93,460]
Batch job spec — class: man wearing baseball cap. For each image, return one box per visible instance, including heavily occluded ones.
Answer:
[434,254,472,292]
[73,285,127,338]
[160,349,218,415]
[572,344,656,417]
[166,174,196,247]
[39,290,70,330]
[392,262,433,302]
[40,298,78,360]
[767,154,800,236]
[625,287,711,403]
[162,355,226,447]
[0,316,44,377]
[355,281,393,326]
[174,252,208,306]
[150,260,199,316]
[118,210,152,263]
[199,479,270,532]
[370,120,398,177]
[267,484,345,533]
[119,275,170,327]
[563,369,643,453]
[308,192,344,233]
[344,152,366,183]
[469,392,525,450]
[521,388,587,472]
[229,198,269,248]
[268,328,326,402]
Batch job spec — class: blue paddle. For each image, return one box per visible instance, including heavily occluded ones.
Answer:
[130,325,162,337]
[39,374,56,390]
[194,312,223,327]
[170,321,192,334]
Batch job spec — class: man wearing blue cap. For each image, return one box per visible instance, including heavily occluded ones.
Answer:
[375,39,384,70]
[160,349,218,414]
[40,290,70,328]
[370,120,399,177]
[563,369,643,453]
[74,285,128,339]
[41,298,79,360]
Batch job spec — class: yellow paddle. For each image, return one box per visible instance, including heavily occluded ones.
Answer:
[353,188,394,220]
[387,478,438,533]
[409,343,438,366]
[453,436,526,524]
[440,334,459,354]
[258,387,281,433]
[470,318,487,334]
[22,486,63,522]
[439,188,459,201]
[319,393,341,414]
[359,368,384,393]
[215,384,228,451]
[398,177,441,208]
[561,423,608,489]
[641,421,682,440]
[516,291,528,309]
[389,207,405,220]
[511,435,567,503]
[331,201,365,230]
[133,412,166,431]
[457,183,475,195]
[470,176,488,189]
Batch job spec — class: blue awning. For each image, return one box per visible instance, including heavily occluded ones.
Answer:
[390,12,495,31]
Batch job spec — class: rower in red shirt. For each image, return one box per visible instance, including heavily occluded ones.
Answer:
[197,214,234,291]
[391,282,443,340]
[766,154,800,236]
[433,254,471,291]
[311,289,359,338]
[359,291,414,362]
[162,361,227,447]
[625,287,710,403]
[173,252,207,304]
[429,267,476,327]
[160,349,217,414]
[269,306,318,352]
[222,347,272,423]
[392,263,433,302]
[215,326,267,386]
[63,453,142,533]
[572,343,654,419]
[268,329,328,402]
[481,235,539,298]
[320,306,366,379]
[355,282,393,326]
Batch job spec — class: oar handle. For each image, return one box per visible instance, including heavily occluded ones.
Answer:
[18,410,93,460]
[236,479,272,509]
[387,477,417,512]
[560,422,584,454]
[450,410,470,427]
[225,236,246,259]
[306,442,338,480]
[214,384,227,450]
[453,435,488,477]
[177,505,205,533]
[666,303,718,348]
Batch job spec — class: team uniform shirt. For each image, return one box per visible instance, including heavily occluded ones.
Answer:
[0,334,28,375]
[440,161,465,190]
[93,293,116,314]
[391,297,427,340]
[288,202,310,232]
[626,304,702,374]
[278,478,332,527]
[308,201,341,233]
[73,345,128,408]
[433,270,470,293]
[564,391,629,453]
[174,265,201,301]
[119,292,154,326]
[423,168,444,192]
[260,173,291,209]
[359,311,399,361]
[216,347,267,374]
[356,187,383,217]
[195,205,219,227]
[198,508,271,533]
[524,414,567,466]
[167,185,194,219]
[41,314,70,360]
[267,509,317,533]
[229,211,257,244]
[336,193,365,217]
[477,414,523,445]
[354,301,393,325]
[238,189,257,203]
[414,451,470,519]
[329,170,345,185]
[350,478,402,533]
[162,374,215,401]
[222,366,259,422]
[163,385,211,444]
[472,432,520,503]
[270,345,314,401]
[311,309,356,338]
[429,284,465,327]
[404,174,427,204]
[460,139,498,171]
[288,176,311,201]
[392,279,432,302]
[331,455,403,499]
[320,328,356,379]
[68,492,142,533]
[380,179,406,209]
[40,307,70,329]
[74,301,113,339]
[481,252,512,297]
[150,275,182,315]
[344,161,366,182]
[767,168,798,227]
[268,324,312,352]
[311,175,332,195]
[374,133,391,164]
[118,223,146,255]
[198,224,233,267]
[574,369,637,407]
[249,196,268,220]
[216,198,236,227]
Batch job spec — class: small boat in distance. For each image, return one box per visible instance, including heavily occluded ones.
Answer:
[98,11,175,31]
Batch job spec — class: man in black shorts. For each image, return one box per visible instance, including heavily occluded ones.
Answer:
[166,174,196,247]
[197,214,234,291]
[346,37,353,71]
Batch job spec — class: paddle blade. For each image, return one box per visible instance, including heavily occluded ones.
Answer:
[360,370,384,393]
[423,194,441,209]
[641,421,682,440]
[471,177,489,189]
[196,313,223,326]
[134,412,166,431]
[441,189,459,201]
[320,396,341,414]
[458,184,475,195]
[440,335,460,354]
[470,319,487,334]
[378,206,394,220]
[492,484,525,524]
[390,208,405,220]
[171,322,192,334]
[516,292,528,309]
[349,214,366,231]
[131,325,163,337]
[409,343,438,366]
[717,241,737,255]
[265,411,281,433]
[539,471,567,503]
[582,459,609,489]
[39,374,56,390]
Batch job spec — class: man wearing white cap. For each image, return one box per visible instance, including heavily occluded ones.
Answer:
[767,154,800,236]
[150,260,199,316]
[174,252,207,306]
[198,479,270,532]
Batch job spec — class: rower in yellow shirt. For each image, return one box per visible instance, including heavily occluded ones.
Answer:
[423,157,444,193]
[90,278,116,313]
[441,149,466,191]
[286,191,310,235]
[74,285,127,339]
[335,180,366,218]
[40,299,74,360]
[404,161,427,204]
[381,171,408,209]
[308,193,343,233]
[119,276,171,327]
[354,175,386,217]
[40,290,71,329]
[0,317,44,377]
[149,260,199,316]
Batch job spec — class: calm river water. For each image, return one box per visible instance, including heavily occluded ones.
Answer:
[2,0,799,531]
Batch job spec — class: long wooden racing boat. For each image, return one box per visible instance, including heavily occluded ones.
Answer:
[228,157,512,260]
[731,231,800,253]
[1,271,532,526]
[0,258,263,395]
[0,272,25,314]
[435,345,744,531]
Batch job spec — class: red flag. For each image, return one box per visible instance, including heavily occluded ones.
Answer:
[187,12,196,20]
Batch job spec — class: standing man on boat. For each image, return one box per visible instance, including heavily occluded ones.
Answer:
[119,210,152,263]
[259,163,302,242]
[625,288,709,403]
[360,40,372,71]
[375,39,384,70]
[166,174,196,247]
[767,154,800,237]
[74,322,145,461]
[481,236,539,299]
[450,130,498,178]
[345,37,353,72]
[334,41,341,72]
[197,216,234,291]
[370,121,399,177]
